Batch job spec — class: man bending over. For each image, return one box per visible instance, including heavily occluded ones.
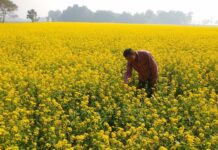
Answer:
[123,48,158,98]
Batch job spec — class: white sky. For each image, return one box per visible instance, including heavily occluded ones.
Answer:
[12,0,218,23]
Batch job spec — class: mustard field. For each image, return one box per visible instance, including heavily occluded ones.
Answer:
[0,23,217,149]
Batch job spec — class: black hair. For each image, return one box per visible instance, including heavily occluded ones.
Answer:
[123,48,135,57]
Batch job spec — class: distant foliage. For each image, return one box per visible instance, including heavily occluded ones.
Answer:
[48,10,62,21]
[27,9,39,22]
[48,4,192,24]
[0,0,17,23]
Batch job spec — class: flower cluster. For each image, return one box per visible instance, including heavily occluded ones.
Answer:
[0,23,217,149]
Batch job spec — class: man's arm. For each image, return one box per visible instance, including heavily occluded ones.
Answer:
[124,62,132,84]
[147,52,158,86]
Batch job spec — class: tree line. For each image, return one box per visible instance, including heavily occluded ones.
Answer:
[1,1,192,24]
[48,4,193,24]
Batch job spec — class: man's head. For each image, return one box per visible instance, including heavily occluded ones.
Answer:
[123,48,136,63]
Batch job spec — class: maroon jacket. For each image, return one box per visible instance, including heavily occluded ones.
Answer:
[124,50,158,86]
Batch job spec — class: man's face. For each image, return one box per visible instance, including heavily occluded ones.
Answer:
[125,53,136,63]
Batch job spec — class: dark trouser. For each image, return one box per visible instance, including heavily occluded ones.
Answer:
[137,80,154,98]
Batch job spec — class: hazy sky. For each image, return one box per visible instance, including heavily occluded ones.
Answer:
[13,0,218,23]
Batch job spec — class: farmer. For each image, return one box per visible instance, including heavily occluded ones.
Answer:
[123,48,158,98]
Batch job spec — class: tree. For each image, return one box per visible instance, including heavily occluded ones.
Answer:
[61,5,93,22]
[118,12,133,23]
[94,10,117,22]
[133,13,146,23]
[0,0,17,23]
[144,10,156,23]
[27,9,39,22]
[48,10,62,21]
